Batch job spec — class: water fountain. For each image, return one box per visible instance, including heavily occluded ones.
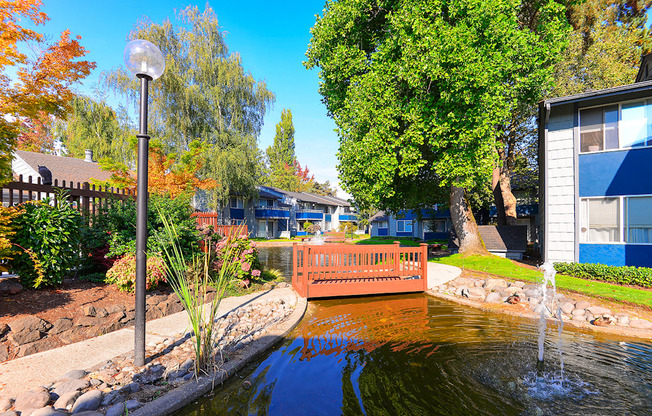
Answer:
[309,229,324,245]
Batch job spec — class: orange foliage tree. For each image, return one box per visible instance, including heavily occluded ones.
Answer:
[98,139,218,198]
[0,0,95,180]
[16,110,54,152]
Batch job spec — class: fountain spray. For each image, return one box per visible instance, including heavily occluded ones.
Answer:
[537,262,559,376]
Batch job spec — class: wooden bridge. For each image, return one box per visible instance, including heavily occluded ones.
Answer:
[292,242,428,299]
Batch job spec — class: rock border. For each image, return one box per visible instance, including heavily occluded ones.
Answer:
[130,294,307,416]
[427,276,652,341]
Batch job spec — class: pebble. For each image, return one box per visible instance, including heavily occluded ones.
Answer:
[71,390,102,414]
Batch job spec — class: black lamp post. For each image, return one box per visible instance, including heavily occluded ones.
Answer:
[123,39,165,367]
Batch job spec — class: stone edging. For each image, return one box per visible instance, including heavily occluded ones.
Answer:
[130,294,308,416]
[426,289,652,341]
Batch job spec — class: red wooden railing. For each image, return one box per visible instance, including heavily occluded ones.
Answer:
[292,242,428,299]
[192,212,248,238]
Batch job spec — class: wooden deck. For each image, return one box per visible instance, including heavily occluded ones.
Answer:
[292,242,428,299]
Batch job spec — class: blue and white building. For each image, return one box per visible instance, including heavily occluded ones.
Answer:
[224,185,357,239]
[539,80,652,267]
[369,209,452,241]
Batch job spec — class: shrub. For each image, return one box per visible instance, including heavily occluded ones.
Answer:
[0,206,19,270]
[553,262,652,288]
[10,200,83,288]
[212,229,261,284]
[105,254,167,292]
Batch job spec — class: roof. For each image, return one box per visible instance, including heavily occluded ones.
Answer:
[635,53,652,82]
[262,186,350,207]
[13,150,112,184]
[542,80,652,107]
[369,211,388,222]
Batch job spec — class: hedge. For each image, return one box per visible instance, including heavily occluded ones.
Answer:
[553,262,652,288]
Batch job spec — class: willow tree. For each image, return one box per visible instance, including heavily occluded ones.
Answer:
[305,0,568,253]
[103,5,274,205]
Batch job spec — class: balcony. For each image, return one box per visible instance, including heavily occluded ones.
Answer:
[296,210,324,221]
[230,207,244,220]
[255,207,290,219]
[339,214,358,222]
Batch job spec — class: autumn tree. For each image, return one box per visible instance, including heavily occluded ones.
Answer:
[0,0,95,181]
[16,111,55,153]
[305,0,569,253]
[102,5,274,206]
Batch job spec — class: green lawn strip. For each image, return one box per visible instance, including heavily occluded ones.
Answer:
[355,237,422,247]
[432,254,652,309]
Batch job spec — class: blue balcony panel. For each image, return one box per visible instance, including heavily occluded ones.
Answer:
[339,214,358,222]
[325,214,332,222]
[255,208,290,219]
[230,208,244,220]
[296,211,324,220]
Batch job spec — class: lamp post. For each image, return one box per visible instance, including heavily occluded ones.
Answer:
[123,39,165,367]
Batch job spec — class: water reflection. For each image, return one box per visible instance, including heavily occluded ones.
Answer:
[179,294,652,416]
[257,246,293,281]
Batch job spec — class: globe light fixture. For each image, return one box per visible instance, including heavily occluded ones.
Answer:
[123,39,165,367]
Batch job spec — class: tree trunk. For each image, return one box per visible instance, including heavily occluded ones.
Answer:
[493,147,518,226]
[499,172,518,226]
[492,166,507,226]
[450,185,489,255]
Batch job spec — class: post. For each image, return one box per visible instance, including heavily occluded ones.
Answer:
[393,241,400,274]
[292,242,298,293]
[420,243,429,291]
[134,74,151,367]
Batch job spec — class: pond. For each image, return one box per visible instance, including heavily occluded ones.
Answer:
[257,246,293,282]
[178,294,652,415]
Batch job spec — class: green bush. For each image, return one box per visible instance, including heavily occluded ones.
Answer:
[212,231,261,285]
[553,262,652,288]
[105,254,167,292]
[100,193,200,261]
[11,200,83,288]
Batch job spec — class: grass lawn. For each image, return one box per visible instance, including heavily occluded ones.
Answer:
[432,254,652,309]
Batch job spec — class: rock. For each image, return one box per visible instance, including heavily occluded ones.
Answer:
[467,287,486,300]
[107,305,125,315]
[575,301,591,310]
[132,365,164,384]
[511,281,526,288]
[483,279,507,291]
[571,309,585,316]
[124,400,142,411]
[58,326,88,344]
[105,403,124,416]
[0,344,8,362]
[528,297,540,307]
[0,411,18,416]
[75,316,101,327]
[101,390,123,407]
[82,305,97,317]
[484,293,502,303]
[629,318,652,329]
[30,406,67,416]
[0,398,13,412]
[145,306,163,320]
[571,315,586,322]
[146,294,167,307]
[522,284,539,291]
[560,302,575,315]
[524,289,539,298]
[18,337,59,357]
[454,286,468,297]
[74,412,103,416]
[53,390,81,410]
[0,279,23,295]
[14,388,51,413]
[61,369,87,380]
[533,304,551,317]
[277,282,290,288]
[160,299,183,316]
[617,316,630,325]
[71,390,102,414]
[180,358,194,372]
[586,306,611,316]
[95,308,108,318]
[50,318,73,335]
[53,379,89,397]
[10,329,41,345]
[502,286,520,295]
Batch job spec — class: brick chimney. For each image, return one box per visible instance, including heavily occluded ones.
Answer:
[84,149,93,163]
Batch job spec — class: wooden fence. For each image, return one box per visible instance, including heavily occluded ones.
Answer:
[292,241,428,299]
[1,175,133,216]
[192,212,249,238]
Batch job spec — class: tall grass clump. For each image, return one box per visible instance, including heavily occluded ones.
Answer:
[159,213,242,375]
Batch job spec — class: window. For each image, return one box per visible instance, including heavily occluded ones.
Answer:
[378,221,388,229]
[580,198,620,242]
[425,220,447,233]
[625,196,652,243]
[397,220,413,233]
[580,106,618,152]
[620,101,649,148]
[230,198,243,209]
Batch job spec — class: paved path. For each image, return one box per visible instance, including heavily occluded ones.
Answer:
[0,288,299,398]
[427,261,461,289]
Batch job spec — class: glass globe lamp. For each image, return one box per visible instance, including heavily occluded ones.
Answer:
[123,39,165,80]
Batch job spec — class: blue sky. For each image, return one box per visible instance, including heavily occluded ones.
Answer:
[30,0,346,197]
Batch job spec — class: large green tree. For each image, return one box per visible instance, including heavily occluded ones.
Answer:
[305,0,568,252]
[492,0,652,226]
[102,5,274,206]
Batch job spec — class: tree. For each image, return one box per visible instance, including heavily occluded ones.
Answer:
[492,0,652,225]
[53,95,133,165]
[0,0,95,180]
[305,0,569,253]
[266,108,296,174]
[102,5,274,206]
[16,111,55,153]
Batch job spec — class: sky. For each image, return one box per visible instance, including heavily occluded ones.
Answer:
[27,0,347,197]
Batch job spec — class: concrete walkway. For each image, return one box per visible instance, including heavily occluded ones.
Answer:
[427,261,461,289]
[0,288,301,398]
